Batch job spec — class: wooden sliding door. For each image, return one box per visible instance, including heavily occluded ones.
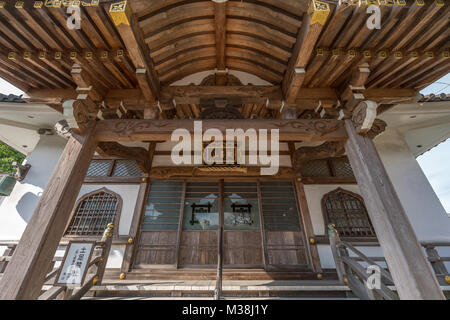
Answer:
[260,181,309,270]
[134,181,184,267]
[134,179,311,271]
[223,181,263,268]
[178,182,220,267]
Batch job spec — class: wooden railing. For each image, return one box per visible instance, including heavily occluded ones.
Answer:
[0,242,16,275]
[328,224,398,300]
[329,224,450,300]
[214,226,224,301]
[0,224,114,300]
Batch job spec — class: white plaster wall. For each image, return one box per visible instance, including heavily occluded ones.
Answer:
[77,184,141,236]
[374,129,450,242]
[0,134,67,241]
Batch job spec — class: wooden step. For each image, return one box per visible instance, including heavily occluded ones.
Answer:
[87,280,355,299]
[104,269,339,281]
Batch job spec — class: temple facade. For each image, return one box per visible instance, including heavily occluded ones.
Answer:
[0,0,449,300]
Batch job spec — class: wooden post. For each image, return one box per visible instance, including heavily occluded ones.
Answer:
[0,122,98,300]
[344,120,444,300]
[120,176,150,273]
[293,179,322,273]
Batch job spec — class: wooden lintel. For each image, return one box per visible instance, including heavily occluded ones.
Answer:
[23,87,419,111]
[94,119,347,142]
[160,85,282,106]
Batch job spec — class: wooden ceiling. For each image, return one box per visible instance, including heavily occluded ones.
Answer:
[0,0,448,121]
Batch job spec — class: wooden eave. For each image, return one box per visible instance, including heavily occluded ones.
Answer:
[0,0,447,120]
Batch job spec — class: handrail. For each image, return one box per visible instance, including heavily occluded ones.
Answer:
[36,224,114,300]
[328,224,399,300]
[214,226,223,301]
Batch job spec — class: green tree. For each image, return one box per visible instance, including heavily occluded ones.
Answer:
[0,141,25,174]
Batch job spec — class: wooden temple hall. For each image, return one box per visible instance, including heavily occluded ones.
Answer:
[0,0,449,300]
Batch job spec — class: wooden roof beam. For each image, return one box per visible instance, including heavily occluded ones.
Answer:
[108,1,159,103]
[282,0,331,105]
[214,1,227,85]
[23,87,420,111]
[94,119,348,143]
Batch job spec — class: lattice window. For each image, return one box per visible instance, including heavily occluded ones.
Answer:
[332,158,354,177]
[86,160,143,177]
[301,157,355,178]
[66,189,121,236]
[112,160,143,177]
[322,188,375,238]
[86,160,111,177]
[301,159,332,177]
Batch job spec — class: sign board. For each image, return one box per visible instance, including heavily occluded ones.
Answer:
[55,241,95,287]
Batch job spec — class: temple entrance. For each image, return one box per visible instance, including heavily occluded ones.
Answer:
[133,179,310,271]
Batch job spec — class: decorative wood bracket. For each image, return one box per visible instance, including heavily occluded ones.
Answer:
[351,101,387,139]
[351,101,378,134]
[292,141,346,173]
[97,142,154,173]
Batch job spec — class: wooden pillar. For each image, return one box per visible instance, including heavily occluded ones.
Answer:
[344,120,444,300]
[0,122,98,300]
[293,179,322,273]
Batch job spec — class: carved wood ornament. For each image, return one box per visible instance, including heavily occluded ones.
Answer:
[292,100,387,173]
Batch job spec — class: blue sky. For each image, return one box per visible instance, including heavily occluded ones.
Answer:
[0,74,449,211]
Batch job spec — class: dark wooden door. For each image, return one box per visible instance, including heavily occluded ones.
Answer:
[134,179,310,271]
[260,181,309,270]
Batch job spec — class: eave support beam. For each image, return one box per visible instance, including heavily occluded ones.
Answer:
[282,0,330,105]
[108,1,159,103]
[93,119,347,142]
[214,0,227,85]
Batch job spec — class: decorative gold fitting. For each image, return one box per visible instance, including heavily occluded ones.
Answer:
[141,177,147,183]
[107,223,115,229]
[297,178,302,182]
[343,277,349,285]
[309,237,316,245]
[437,257,441,261]
[445,276,450,285]
[128,237,134,244]
[0,256,5,262]
[120,273,126,280]
[317,273,323,280]
[92,276,99,285]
